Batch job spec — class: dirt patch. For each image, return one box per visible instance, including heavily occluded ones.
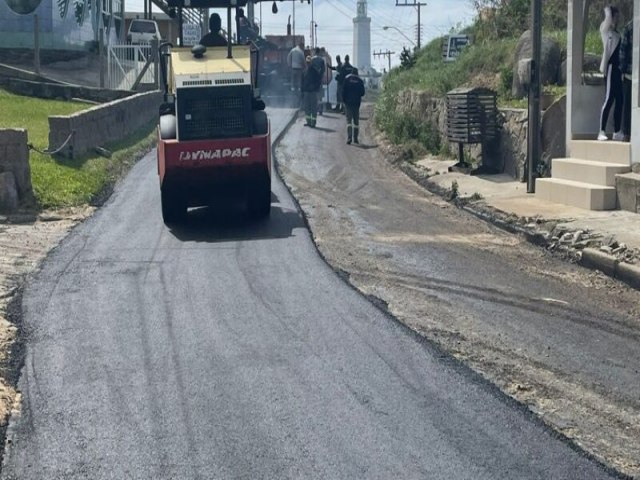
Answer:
[0,207,94,426]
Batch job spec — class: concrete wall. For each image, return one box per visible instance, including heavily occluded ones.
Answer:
[49,90,162,159]
[632,0,640,167]
[0,64,64,85]
[0,129,34,211]
[616,173,640,212]
[567,0,605,142]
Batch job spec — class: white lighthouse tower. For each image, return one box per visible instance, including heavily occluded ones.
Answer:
[353,0,371,71]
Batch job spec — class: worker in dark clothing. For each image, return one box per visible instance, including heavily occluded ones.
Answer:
[237,8,258,44]
[200,13,227,47]
[620,19,633,140]
[337,55,355,114]
[302,55,323,127]
[342,68,365,144]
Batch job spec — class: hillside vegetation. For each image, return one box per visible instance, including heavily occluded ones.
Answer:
[375,0,624,155]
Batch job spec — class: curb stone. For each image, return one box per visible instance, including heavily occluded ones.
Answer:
[614,261,640,289]
[580,248,619,277]
[394,159,640,292]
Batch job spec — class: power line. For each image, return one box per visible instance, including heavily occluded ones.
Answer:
[373,49,395,71]
[394,0,426,48]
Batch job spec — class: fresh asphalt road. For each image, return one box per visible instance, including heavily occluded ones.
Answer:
[1,108,617,479]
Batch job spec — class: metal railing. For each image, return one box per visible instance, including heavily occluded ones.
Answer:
[107,43,158,91]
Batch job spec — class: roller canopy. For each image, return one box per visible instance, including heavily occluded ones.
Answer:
[167,0,264,7]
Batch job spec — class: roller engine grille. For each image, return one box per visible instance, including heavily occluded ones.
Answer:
[177,86,252,141]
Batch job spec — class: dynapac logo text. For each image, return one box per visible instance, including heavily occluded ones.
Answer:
[179,148,251,161]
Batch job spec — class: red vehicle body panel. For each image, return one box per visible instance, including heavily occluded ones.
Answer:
[157,129,271,205]
[158,131,271,181]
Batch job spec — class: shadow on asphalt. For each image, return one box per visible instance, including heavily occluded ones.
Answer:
[264,96,300,109]
[306,126,336,133]
[352,143,378,150]
[167,200,304,244]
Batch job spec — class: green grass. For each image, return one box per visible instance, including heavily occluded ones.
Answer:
[546,29,602,57]
[0,88,156,208]
[376,28,597,149]
[375,37,517,154]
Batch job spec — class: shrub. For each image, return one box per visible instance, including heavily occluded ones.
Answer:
[499,64,514,97]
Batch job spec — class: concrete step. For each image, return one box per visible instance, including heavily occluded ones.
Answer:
[552,158,631,186]
[615,172,640,213]
[569,140,630,165]
[536,178,617,210]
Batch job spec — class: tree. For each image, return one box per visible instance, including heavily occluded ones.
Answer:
[399,47,416,70]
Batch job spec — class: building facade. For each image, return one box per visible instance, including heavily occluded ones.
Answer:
[0,0,123,54]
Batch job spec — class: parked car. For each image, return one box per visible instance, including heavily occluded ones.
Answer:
[127,19,161,44]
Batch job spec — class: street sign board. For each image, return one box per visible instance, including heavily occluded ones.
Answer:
[182,23,202,46]
[444,35,470,62]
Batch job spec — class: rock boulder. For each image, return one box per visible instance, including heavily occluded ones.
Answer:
[0,129,34,205]
[512,31,562,98]
[558,53,601,86]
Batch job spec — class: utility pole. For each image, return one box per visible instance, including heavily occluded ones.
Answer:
[373,49,394,72]
[395,0,426,49]
[527,0,542,193]
[247,0,255,28]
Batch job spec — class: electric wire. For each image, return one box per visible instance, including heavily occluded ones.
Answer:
[28,131,75,156]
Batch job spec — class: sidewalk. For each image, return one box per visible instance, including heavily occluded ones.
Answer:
[416,156,640,285]
[2,56,102,88]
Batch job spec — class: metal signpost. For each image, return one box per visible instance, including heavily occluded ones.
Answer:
[527,0,542,193]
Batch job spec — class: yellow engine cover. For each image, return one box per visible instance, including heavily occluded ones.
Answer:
[170,45,252,91]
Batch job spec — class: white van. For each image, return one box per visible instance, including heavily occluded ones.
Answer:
[127,19,161,44]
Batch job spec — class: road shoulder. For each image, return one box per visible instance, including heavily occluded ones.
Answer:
[276,106,640,478]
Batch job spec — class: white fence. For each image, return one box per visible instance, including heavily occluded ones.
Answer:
[107,43,158,91]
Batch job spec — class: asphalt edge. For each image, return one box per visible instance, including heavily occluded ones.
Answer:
[0,126,160,477]
[394,160,640,293]
[271,113,632,480]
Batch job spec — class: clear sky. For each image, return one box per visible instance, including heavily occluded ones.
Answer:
[126,0,476,70]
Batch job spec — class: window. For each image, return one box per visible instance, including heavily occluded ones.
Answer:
[130,20,158,33]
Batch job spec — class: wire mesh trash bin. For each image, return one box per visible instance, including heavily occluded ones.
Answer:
[446,87,498,174]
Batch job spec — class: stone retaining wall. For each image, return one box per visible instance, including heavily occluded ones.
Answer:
[0,129,34,212]
[393,89,566,181]
[48,90,162,159]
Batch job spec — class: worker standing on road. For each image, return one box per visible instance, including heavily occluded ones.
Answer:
[302,55,323,127]
[287,42,306,98]
[338,55,355,115]
[342,68,365,144]
[321,48,333,111]
[311,48,326,116]
[331,55,344,112]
